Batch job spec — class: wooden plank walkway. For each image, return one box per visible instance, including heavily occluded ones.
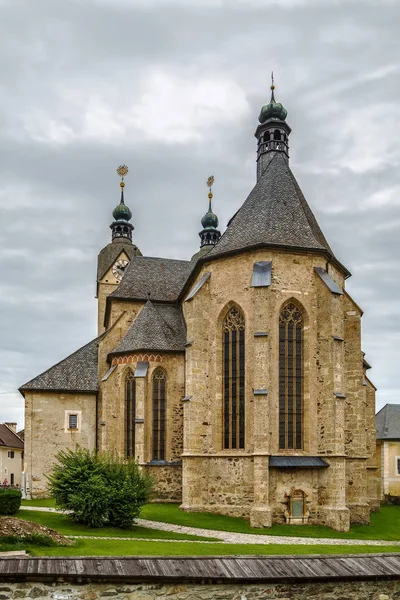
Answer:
[0,554,400,583]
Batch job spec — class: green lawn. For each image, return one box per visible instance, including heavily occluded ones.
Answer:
[140,503,400,541]
[25,538,400,557]
[21,500,400,542]
[16,510,216,542]
[21,498,55,508]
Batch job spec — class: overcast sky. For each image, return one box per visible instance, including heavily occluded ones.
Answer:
[0,0,399,429]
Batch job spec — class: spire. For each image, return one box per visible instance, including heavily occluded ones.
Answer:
[270,71,276,102]
[199,175,221,248]
[255,74,291,180]
[110,164,134,242]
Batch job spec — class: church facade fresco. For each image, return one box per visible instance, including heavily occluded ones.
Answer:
[19,82,379,531]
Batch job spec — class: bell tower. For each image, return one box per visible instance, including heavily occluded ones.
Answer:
[97,165,142,333]
[255,74,291,180]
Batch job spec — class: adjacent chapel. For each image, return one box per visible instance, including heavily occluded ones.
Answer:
[20,83,380,531]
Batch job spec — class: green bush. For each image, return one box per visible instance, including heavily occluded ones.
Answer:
[0,488,22,515]
[48,448,152,528]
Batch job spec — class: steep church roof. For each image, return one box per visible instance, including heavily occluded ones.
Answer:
[20,335,102,394]
[111,301,186,354]
[206,152,347,273]
[376,404,400,440]
[110,256,194,303]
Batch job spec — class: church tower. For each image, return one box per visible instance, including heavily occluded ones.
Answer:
[192,175,221,261]
[255,74,291,180]
[97,165,142,333]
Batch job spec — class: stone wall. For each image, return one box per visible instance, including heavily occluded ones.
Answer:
[145,463,182,502]
[23,391,96,498]
[182,247,378,530]
[0,580,399,599]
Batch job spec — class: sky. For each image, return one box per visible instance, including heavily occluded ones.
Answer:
[0,0,399,429]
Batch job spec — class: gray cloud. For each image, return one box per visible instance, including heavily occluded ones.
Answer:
[1,0,399,427]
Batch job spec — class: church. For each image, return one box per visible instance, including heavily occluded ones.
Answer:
[19,83,380,532]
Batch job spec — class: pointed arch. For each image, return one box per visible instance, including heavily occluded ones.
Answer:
[152,367,167,460]
[279,300,304,450]
[222,305,246,449]
[125,369,136,458]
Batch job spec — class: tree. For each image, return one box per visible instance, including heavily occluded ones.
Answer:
[48,448,153,528]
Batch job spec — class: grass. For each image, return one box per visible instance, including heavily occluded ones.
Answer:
[140,503,400,541]
[16,510,216,542]
[21,498,56,507]
[25,538,400,557]
[21,499,400,542]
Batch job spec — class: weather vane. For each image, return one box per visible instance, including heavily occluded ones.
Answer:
[117,164,129,188]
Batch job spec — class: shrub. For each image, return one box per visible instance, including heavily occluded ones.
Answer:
[0,488,22,515]
[48,448,153,528]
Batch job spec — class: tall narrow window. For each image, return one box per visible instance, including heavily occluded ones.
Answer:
[126,371,136,458]
[153,368,166,460]
[279,303,304,450]
[223,306,245,449]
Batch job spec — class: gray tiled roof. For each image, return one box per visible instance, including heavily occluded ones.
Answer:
[110,256,194,302]
[376,404,400,440]
[97,239,141,282]
[112,301,186,354]
[0,425,24,449]
[20,335,102,394]
[208,152,335,260]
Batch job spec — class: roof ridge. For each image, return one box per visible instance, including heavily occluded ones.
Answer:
[3,424,24,443]
[20,333,104,391]
[285,162,332,252]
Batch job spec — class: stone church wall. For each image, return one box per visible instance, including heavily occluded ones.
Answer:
[181,247,378,530]
[24,391,96,498]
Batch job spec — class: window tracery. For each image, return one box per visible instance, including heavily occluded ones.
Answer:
[279,303,304,450]
[125,371,136,458]
[152,368,166,461]
[223,306,245,449]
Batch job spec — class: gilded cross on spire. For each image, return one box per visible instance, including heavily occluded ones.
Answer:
[270,71,276,101]
[207,175,214,210]
[116,164,128,203]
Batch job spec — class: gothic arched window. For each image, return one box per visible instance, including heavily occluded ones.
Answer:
[223,306,245,449]
[126,371,136,458]
[152,368,166,461]
[279,303,304,450]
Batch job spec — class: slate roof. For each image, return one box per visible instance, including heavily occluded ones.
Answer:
[0,425,24,449]
[110,256,194,303]
[111,301,186,354]
[207,152,342,266]
[97,238,141,282]
[20,335,103,394]
[376,404,400,440]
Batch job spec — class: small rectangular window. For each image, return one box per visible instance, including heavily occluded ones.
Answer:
[396,457,400,476]
[7,451,14,459]
[10,474,14,486]
[68,414,78,429]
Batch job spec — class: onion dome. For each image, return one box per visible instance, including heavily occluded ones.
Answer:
[201,194,219,230]
[198,176,221,249]
[113,182,132,221]
[110,165,134,242]
[258,75,287,123]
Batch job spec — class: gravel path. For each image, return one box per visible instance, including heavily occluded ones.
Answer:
[20,505,400,547]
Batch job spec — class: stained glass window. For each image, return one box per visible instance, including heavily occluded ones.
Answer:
[279,303,303,450]
[126,371,136,458]
[153,368,166,460]
[223,307,245,449]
